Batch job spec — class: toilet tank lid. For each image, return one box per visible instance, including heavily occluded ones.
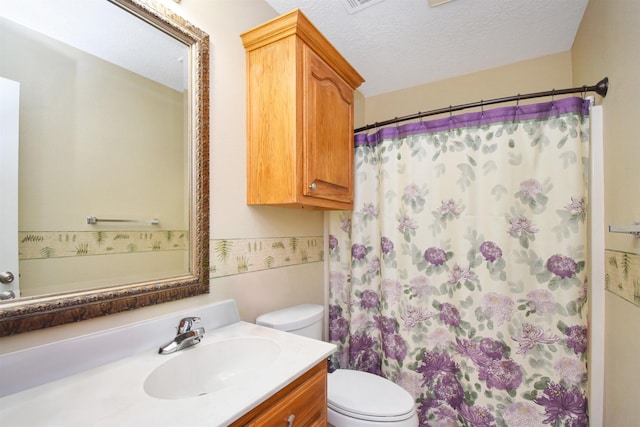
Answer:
[256,304,324,331]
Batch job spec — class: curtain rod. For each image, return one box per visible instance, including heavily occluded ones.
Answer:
[354,77,609,133]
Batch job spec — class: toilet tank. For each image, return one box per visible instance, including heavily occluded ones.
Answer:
[256,304,324,340]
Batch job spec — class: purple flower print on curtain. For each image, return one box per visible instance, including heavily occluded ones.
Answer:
[424,247,448,266]
[376,316,408,361]
[381,237,394,254]
[351,243,367,260]
[564,325,588,355]
[328,97,592,426]
[359,289,379,309]
[329,304,349,343]
[479,241,503,262]
[349,333,382,375]
[438,303,461,328]
[534,382,588,426]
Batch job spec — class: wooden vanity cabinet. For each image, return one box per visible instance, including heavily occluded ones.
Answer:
[230,361,328,426]
[241,10,364,210]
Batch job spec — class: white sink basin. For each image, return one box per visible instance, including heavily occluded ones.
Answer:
[1,320,337,426]
[144,337,281,400]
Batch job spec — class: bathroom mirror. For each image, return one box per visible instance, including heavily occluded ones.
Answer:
[0,0,209,336]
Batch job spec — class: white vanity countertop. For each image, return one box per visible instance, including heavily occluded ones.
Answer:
[0,321,336,427]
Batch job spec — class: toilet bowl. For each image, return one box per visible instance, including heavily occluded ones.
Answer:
[327,369,419,426]
[256,305,419,427]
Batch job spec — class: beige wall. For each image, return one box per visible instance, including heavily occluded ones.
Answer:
[188,0,325,323]
[363,51,573,124]
[573,0,640,425]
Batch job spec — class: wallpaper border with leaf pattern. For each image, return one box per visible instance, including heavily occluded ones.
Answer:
[209,236,324,278]
[605,249,640,307]
[19,230,188,260]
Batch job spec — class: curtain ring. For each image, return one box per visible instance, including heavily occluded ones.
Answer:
[550,89,555,109]
[515,94,520,111]
[480,100,484,117]
[368,122,380,144]
[363,123,372,144]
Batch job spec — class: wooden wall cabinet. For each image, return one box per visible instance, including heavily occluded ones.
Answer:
[230,361,328,426]
[241,10,364,210]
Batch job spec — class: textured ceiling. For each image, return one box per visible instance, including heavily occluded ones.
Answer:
[264,0,589,97]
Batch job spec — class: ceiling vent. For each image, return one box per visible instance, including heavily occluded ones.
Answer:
[339,0,387,14]
[428,0,455,6]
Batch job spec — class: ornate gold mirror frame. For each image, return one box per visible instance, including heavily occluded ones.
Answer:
[0,0,210,336]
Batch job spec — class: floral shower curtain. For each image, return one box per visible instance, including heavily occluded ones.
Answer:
[327,97,591,427]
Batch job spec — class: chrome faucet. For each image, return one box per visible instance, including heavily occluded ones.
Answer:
[158,316,205,355]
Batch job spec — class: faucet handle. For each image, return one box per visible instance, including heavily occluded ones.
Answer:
[177,316,201,334]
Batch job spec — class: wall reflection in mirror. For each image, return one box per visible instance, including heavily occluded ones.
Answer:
[0,0,210,335]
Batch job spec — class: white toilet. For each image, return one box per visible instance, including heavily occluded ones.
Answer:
[256,304,419,427]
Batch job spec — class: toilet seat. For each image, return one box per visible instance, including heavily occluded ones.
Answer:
[328,369,416,422]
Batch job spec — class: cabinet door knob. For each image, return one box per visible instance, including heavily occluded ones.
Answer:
[286,414,296,426]
[308,182,316,191]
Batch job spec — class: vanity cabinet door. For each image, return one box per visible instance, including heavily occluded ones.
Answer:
[302,45,354,206]
[246,365,326,426]
[231,361,327,426]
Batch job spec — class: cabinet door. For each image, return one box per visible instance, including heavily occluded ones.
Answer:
[245,367,326,426]
[302,45,354,205]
